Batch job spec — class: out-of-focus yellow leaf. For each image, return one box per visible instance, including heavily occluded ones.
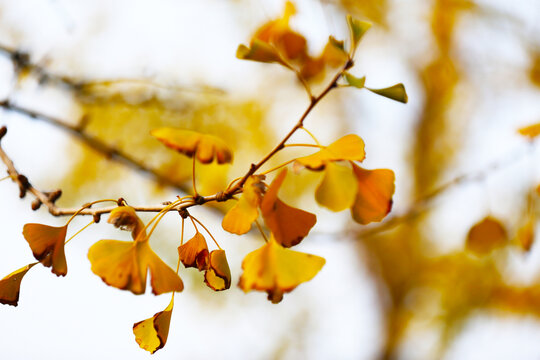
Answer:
[151,128,233,164]
[466,217,507,256]
[22,223,68,276]
[239,236,325,303]
[133,298,174,354]
[261,169,316,247]
[315,162,357,211]
[222,175,265,235]
[204,250,231,291]
[529,52,540,87]
[0,263,37,306]
[351,165,395,224]
[516,219,535,252]
[177,232,209,271]
[295,134,365,171]
[88,239,183,295]
[366,83,408,103]
[321,36,349,68]
[108,206,146,239]
[518,123,540,139]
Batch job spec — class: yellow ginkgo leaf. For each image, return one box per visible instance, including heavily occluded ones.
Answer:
[518,123,540,139]
[321,36,349,68]
[350,165,395,224]
[0,263,37,306]
[238,236,325,303]
[261,169,316,247]
[177,232,209,271]
[108,206,146,239]
[222,175,265,235]
[151,128,233,164]
[23,223,68,276]
[466,216,508,256]
[295,134,365,171]
[315,162,357,211]
[346,15,372,52]
[133,298,174,354]
[88,239,183,295]
[204,250,232,291]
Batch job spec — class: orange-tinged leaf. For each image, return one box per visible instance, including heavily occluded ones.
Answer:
[151,128,233,164]
[177,232,209,271]
[261,169,316,247]
[88,239,183,295]
[0,263,37,306]
[315,162,357,211]
[23,223,68,276]
[350,165,395,224]
[204,250,232,291]
[295,135,366,171]
[366,83,408,103]
[466,217,508,256]
[518,123,540,139]
[133,298,174,354]
[108,206,146,239]
[222,175,265,235]
[238,237,325,303]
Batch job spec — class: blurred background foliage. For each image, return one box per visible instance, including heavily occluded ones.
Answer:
[1,0,540,359]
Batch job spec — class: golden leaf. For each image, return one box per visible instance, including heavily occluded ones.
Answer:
[518,123,540,139]
[350,165,395,224]
[315,162,358,211]
[133,298,174,354]
[516,219,535,252]
[22,223,68,276]
[261,169,316,247]
[238,236,325,303]
[295,134,365,171]
[151,127,233,164]
[466,217,508,256]
[0,263,37,306]
[177,232,209,271]
[88,239,183,295]
[222,175,265,235]
[204,250,232,291]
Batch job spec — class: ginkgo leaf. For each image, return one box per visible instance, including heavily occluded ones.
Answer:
[261,169,316,247]
[366,83,408,103]
[133,298,174,354]
[23,223,68,276]
[518,123,540,139]
[346,15,371,51]
[236,40,285,65]
[151,128,233,164]
[108,206,146,239]
[177,232,209,271]
[466,217,508,256]
[238,236,325,303]
[344,73,366,88]
[222,175,265,235]
[350,165,395,224]
[0,263,37,306]
[295,134,366,171]
[204,250,231,291]
[315,162,357,211]
[88,239,183,295]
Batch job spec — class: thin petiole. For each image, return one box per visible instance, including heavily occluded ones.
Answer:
[300,126,322,146]
[65,220,94,245]
[254,219,269,242]
[192,156,198,196]
[190,215,221,250]
[283,143,323,148]
[260,159,296,175]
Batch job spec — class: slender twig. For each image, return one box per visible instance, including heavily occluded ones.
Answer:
[0,100,192,194]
